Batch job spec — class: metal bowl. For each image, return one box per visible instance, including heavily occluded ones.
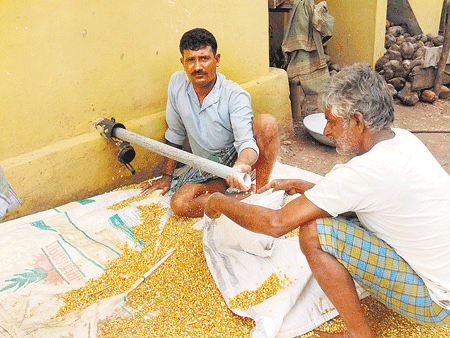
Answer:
[303,113,335,147]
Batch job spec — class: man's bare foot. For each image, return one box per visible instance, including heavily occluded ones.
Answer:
[310,330,374,338]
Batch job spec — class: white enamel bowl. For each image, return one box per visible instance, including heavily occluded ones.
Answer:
[303,113,335,147]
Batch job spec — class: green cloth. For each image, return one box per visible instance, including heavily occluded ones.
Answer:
[282,0,334,95]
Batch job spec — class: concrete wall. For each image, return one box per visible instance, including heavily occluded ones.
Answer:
[1,0,292,220]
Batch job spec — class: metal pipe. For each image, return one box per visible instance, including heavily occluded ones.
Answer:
[112,128,252,189]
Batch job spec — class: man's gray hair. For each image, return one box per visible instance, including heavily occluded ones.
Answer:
[318,63,394,131]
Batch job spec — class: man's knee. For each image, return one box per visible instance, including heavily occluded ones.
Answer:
[253,114,279,144]
[299,219,322,258]
[170,186,194,217]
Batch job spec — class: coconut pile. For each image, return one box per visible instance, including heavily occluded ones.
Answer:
[375,21,450,106]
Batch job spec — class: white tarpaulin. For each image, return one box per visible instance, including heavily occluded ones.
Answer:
[0,161,366,337]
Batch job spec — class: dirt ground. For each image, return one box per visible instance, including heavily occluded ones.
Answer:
[278,98,450,177]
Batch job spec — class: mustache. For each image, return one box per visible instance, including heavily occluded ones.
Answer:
[192,71,207,76]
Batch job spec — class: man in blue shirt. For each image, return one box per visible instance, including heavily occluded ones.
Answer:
[140,28,280,218]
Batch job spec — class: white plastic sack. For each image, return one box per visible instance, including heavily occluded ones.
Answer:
[201,189,367,338]
[0,189,169,338]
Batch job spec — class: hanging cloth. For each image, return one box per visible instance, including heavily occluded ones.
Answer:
[282,0,334,95]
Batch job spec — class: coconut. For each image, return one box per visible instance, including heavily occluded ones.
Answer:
[380,68,395,80]
[413,41,424,51]
[381,60,401,80]
[398,82,419,106]
[384,59,402,71]
[387,83,397,96]
[403,92,420,105]
[439,85,450,99]
[386,49,403,61]
[385,34,397,48]
[388,43,401,52]
[420,90,437,103]
[387,26,405,37]
[395,61,410,78]
[396,36,406,45]
[434,36,444,46]
[414,47,426,60]
[375,56,390,72]
[408,57,424,70]
[388,77,406,90]
[427,33,444,46]
[399,42,415,59]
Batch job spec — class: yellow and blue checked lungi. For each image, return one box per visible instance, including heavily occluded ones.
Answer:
[316,217,450,326]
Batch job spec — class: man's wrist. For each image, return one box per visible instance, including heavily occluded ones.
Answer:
[210,192,222,207]
[205,192,223,218]
[162,173,173,179]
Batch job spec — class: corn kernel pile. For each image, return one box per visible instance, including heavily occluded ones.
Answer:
[229,272,294,311]
[108,179,160,210]
[56,198,255,337]
[55,202,169,318]
[55,190,450,337]
[108,193,154,211]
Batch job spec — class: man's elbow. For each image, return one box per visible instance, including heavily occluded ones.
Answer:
[265,213,297,238]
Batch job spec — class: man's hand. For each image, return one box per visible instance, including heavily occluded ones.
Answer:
[258,179,315,195]
[226,148,257,191]
[139,175,172,196]
[204,192,223,219]
[257,179,292,194]
[140,141,180,196]
[226,163,252,191]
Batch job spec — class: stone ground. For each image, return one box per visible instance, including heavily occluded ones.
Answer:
[278,98,450,177]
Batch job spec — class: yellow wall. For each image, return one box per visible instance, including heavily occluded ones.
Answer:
[325,0,388,67]
[1,0,292,220]
[409,0,444,34]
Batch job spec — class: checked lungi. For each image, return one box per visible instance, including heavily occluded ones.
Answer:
[316,217,450,326]
[171,146,238,193]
